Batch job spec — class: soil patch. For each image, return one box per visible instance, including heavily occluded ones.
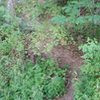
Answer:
[51,44,83,100]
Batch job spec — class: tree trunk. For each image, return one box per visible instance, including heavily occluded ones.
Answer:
[7,0,16,16]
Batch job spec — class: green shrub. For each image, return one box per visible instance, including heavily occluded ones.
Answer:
[0,56,67,100]
[51,0,100,40]
[0,6,5,21]
[74,38,100,100]
[45,76,65,99]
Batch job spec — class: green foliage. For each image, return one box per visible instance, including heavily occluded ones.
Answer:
[0,0,100,100]
[74,39,100,100]
[0,16,67,100]
[45,76,65,99]
[0,7,67,97]
[51,15,66,24]
[0,57,67,100]
[51,0,100,40]
[0,33,23,55]
[52,0,100,25]
[0,6,5,25]
[79,38,100,63]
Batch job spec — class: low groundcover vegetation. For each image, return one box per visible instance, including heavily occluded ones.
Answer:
[0,0,100,100]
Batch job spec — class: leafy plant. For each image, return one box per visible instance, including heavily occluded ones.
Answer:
[45,76,65,99]
[0,6,5,25]
[0,53,67,100]
[74,38,100,100]
[51,0,100,40]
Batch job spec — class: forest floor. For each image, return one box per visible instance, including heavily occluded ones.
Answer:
[50,44,83,100]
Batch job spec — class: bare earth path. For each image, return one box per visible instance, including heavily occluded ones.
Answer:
[51,44,83,100]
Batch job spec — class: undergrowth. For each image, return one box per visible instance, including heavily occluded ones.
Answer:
[0,0,100,100]
[74,38,100,100]
[0,3,68,99]
[0,55,67,100]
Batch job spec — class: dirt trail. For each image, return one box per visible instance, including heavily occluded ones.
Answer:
[51,44,83,100]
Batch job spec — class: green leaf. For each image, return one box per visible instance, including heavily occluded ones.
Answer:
[51,15,66,24]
